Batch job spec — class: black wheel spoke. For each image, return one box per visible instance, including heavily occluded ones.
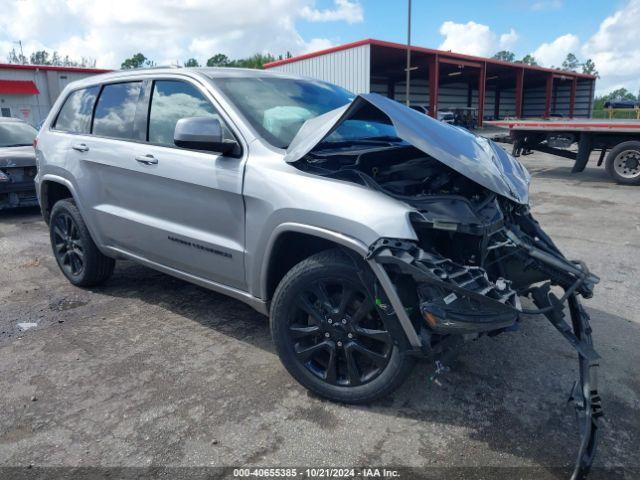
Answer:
[295,340,330,362]
[354,326,391,344]
[307,282,334,311]
[337,284,359,316]
[70,252,81,274]
[344,344,362,386]
[297,295,325,325]
[351,298,375,324]
[53,226,66,241]
[324,343,338,384]
[352,342,389,367]
[70,222,79,241]
[289,325,321,339]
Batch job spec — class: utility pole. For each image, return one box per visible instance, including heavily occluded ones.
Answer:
[405,0,412,106]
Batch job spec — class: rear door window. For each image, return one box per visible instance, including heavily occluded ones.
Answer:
[92,82,142,140]
[54,86,100,133]
[147,80,232,147]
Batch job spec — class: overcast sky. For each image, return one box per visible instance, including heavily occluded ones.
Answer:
[0,0,637,95]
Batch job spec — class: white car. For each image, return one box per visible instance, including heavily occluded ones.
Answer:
[409,105,455,124]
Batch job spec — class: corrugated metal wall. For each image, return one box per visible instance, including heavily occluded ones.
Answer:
[367,76,594,120]
[523,79,592,118]
[0,68,97,125]
[575,80,593,117]
[268,44,371,94]
[372,79,479,110]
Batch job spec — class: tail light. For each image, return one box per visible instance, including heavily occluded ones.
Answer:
[33,137,38,150]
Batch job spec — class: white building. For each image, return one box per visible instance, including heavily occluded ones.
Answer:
[0,63,110,126]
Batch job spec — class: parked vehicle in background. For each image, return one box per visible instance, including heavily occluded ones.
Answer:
[0,117,38,210]
[489,118,640,185]
[35,68,601,478]
[409,105,455,124]
[603,100,637,109]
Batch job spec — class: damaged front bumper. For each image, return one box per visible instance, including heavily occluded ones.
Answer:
[364,230,602,480]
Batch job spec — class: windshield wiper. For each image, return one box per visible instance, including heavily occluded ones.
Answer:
[2,143,33,147]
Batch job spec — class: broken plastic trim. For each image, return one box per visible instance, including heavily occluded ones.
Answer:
[367,237,519,335]
[366,237,602,479]
[531,286,602,480]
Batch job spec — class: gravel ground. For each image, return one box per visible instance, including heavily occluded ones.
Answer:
[0,151,638,479]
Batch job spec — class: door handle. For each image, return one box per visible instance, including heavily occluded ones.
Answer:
[72,143,89,152]
[135,154,158,165]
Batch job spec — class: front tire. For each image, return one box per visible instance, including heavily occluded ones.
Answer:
[605,141,640,185]
[49,199,115,287]
[270,249,415,404]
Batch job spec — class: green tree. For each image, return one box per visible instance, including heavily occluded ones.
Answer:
[492,50,515,62]
[561,53,579,71]
[121,53,154,69]
[184,58,200,67]
[518,54,538,66]
[30,50,51,65]
[206,52,277,69]
[7,48,27,64]
[582,58,599,78]
[7,48,93,67]
[233,53,277,69]
[206,53,231,67]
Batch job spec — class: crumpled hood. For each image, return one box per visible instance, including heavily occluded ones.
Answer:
[285,93,531,204]
[0,146,36,168]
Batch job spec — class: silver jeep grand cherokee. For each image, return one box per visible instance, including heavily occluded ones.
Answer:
[35,68,601,476]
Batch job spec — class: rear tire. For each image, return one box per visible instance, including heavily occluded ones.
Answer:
[49,199,115,287]
[605,141,640,185]
[270,249,415,404]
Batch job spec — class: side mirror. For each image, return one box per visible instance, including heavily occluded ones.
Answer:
[174,116,238,155]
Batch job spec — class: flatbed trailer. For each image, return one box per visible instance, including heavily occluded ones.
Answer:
[486,119,640,185]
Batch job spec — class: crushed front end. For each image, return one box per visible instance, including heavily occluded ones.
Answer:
[365,198,602,480]
[0,146,38,210]
[286,93,603,479]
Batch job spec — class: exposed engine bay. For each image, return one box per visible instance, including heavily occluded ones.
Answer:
[288,92,603,479]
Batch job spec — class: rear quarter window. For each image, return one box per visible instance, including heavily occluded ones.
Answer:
[92,82,143,140]
[53,86,100,133]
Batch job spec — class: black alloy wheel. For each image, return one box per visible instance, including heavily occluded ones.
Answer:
[270,249,415,404]
[52,211,85,277]
[289,277,393,386]
[49,199,115,287]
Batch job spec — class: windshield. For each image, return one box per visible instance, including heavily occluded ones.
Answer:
[0,121,37,147]
[212,76,372,148]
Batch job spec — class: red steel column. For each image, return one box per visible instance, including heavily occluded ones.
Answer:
[477,61,486,127]
[428,54,439,118]
[569,77,577,118]
[515,68,524,118]
[544,73,553,118]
